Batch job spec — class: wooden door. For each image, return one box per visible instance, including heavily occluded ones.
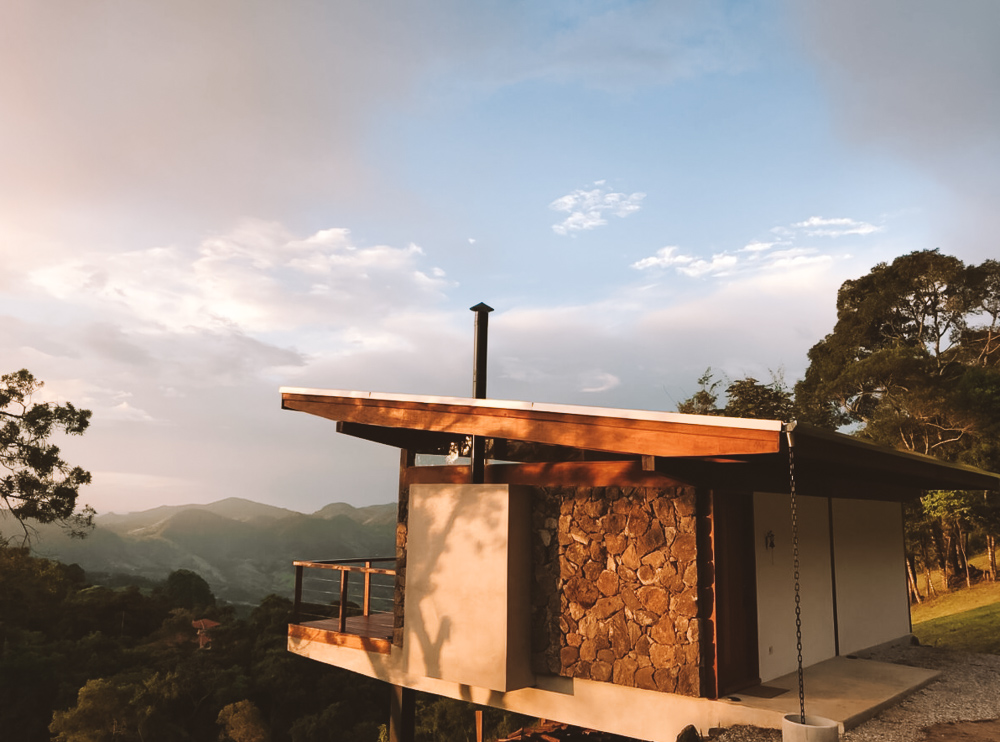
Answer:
[713,490,760,696]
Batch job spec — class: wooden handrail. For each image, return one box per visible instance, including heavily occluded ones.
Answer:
[293,559,395,576]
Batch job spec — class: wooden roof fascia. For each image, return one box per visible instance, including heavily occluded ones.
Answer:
[282,387,782,431]
[281,391,782,459]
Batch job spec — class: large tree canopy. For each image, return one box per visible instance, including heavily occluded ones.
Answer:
[0,369,94,542]
[795,250,1000,466]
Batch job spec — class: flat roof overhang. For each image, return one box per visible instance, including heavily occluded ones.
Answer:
[281,388,1000,500]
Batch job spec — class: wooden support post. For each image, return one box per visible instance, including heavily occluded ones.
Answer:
[292,564,303,624]
[339,569,349,633]
[363,561,372,617]
[475,709,483,742]
[388,684,415,742]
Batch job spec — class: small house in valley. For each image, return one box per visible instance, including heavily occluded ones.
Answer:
[281,387,999,742]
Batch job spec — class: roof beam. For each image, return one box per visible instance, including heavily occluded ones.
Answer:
[283,392,781,458]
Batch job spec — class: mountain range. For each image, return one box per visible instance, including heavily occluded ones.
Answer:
[5,498,397,604]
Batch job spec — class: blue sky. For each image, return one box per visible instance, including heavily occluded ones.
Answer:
[2,1,998,515]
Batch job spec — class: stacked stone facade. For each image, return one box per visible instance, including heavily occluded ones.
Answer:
[531,485,704,696]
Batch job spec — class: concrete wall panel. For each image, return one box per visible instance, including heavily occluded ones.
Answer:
[403,483,534,692]
[754,492,836,682]
[832,499,909,655]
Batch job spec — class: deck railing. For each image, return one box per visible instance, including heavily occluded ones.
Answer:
[292,558,396,633]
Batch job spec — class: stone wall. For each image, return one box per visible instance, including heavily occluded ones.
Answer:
[531,486,705,696]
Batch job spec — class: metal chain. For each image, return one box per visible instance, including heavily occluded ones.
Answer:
[788,426,806,724]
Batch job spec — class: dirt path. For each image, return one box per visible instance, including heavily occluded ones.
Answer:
[923,720,1000,741]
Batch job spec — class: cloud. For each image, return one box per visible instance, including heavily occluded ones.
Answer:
[791,1,1000,259]
[28,221,449,340]
[790,216,882,238]
[631,246,692,271]
[579,371,620,394]
[0,2,764,248]
[550,183,646,235]
[631,247,741,277]
[632,214,883,277]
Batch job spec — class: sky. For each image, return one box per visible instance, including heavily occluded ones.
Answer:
[2,1,999,516]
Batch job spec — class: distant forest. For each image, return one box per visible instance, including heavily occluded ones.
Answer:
[0,548,529,742]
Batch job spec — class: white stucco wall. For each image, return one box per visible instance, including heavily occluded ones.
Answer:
[754,492,836,682]
[402,482,534,692]
[832,498,909,655]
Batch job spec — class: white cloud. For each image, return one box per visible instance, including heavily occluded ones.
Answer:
[791,216,882,237]
[579,371,620,394]
[28,222,449,339]
[107,401,156,423]
[550,183,645,235]
[631,246,692,270]
[633,214,881,278]
[741,240,781,253]
[631,246,740,277]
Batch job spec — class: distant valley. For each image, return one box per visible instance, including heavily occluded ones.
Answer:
[4,497,397,604]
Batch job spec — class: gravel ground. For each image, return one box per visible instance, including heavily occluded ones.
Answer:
[709,644,1000,742]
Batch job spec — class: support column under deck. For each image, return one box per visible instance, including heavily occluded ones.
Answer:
[388,684,415,742]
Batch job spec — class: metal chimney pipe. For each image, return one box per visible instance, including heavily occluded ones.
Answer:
[469,302,493,483]
[470,302,493,399]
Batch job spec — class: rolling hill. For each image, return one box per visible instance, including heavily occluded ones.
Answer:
[6,498,397,604]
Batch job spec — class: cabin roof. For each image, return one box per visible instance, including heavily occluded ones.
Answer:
[281,387,1000,500]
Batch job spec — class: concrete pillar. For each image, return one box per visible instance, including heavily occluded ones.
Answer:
[388,684,415,742]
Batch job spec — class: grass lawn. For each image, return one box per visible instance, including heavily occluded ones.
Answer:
[912,602,1000,654]
[911,557,1000,653]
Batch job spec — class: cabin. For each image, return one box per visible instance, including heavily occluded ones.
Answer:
[281,387,1000,742]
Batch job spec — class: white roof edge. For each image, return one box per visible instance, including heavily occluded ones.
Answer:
[279,387,785,433]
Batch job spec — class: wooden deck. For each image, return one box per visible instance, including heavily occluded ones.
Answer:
[289,612,394,654]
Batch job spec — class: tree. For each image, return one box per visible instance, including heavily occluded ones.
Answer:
[49,671,185,742]
[1,369,94,542]
[795,250,1000,461]
[218,700,271,742]
[723,375,794,421]
[162,569,216,611]
[676,369,722,416]
[677,369,794,420]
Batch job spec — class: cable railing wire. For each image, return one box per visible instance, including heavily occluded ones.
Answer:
[292,558,396,632]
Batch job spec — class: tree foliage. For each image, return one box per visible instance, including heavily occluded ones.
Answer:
[789,250,1000,600]
[161,569,216,611]
[1,369,94,542]
[675,369,722,416]
[796,250,1000,464]
[677,368,794,420]
[219,700,271,742]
